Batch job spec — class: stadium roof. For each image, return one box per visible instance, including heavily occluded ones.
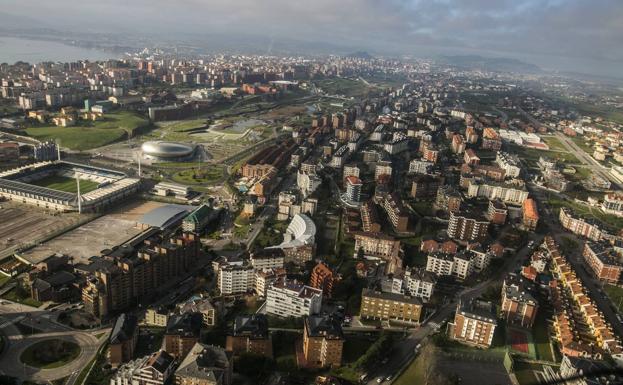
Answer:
[139,204,195,229]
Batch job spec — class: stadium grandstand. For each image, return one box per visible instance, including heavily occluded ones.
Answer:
[0,161,141,212]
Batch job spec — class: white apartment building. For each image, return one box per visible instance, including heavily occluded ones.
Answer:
[266,278,322,318]
[495,152,521,178]
[250,252,285,270]
[408,159,434,174]
[426,252,474,280]
[466,180,529,205]
[217,263,255,295]
[403,269,435,302]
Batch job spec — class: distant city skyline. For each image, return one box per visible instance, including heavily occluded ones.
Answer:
[0,0,622,78]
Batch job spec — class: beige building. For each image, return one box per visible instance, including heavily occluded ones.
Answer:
[360,289,422,323]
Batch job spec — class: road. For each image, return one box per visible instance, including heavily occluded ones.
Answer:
[516,105,620,189]
[552,131,621,189]
[365,233,541,385]
[528,184,623,338]
[0,300,107,383]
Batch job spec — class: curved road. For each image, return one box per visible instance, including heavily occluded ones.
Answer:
[0,300,107,383]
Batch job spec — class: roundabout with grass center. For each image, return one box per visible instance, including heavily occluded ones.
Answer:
[20,339,81,369]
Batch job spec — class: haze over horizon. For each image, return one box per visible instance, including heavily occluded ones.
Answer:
[1,0,622,78]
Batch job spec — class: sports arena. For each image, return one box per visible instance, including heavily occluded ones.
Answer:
[0,161,141,212]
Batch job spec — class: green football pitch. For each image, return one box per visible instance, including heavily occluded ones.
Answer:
[30,175,100,194]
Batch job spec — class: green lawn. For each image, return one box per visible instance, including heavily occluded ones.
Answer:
[2,288,42,307]
[315,78,372,98]
[25,111,148,151]
[510,144,580,166]
[532,308,554,362]
[541,136,567,151]
[547,195,623,232]
[570,136,594,154]
[604,284,623,314]
[170,166,225,185]
[30,175,100,194]
[20,339,81,369]
[393,353,426,385]
[0,275,11,287]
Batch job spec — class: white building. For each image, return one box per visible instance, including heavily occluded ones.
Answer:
[403,269,436,302]
[217,262,254,295]
[425,251,485,280]
[408,159,434,174]
[110,350,175,385]
[466,180,529,205]
[266,278,322,318]
[495,152,522,178]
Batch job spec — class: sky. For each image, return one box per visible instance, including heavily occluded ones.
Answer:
[1,0,622,77]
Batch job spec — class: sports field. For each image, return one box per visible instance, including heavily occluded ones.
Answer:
[30,175,100,193]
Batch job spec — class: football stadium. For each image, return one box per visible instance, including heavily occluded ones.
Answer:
[0,161,141,212]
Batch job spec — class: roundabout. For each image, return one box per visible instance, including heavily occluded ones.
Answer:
[0,300,105,383]
[20,338,81,369]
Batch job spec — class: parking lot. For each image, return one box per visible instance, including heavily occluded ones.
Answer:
[0,201,82,259]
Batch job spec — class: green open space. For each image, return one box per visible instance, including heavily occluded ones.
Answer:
[546,194,623,231]
[20,339,81,369]
[532,306,554,362]
[315,78,372,98]
[604,284,623,314]
[541,136,567,152]
[570,136,595,154]
[30,175,100,194]
[393,353,426,385]
[170,166,225,185]
[1,287,42,307]
[25,111,148,151]
[0,275,11,287]
[510,144,580,166]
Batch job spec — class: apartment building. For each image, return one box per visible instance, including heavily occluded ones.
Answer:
[466,179,529,205]
[82,232,199,319]
[426,252,474,280]
[217,262,254,295]
[110,350,176,385]
[109,313,139,367]
[164,313,201,359]
[254,267,286,296]
[310,262,337,298]
[352,231,403,274]
[266,278,322,318]
[226,315,273,358]
[447,210,490,243]
[522,198,539,231]
[410,174,444,199]
[249,249,285,270]
[501,273,539,328]
[377,192,409,232]
[602,193,623,217]
[448,295,497,348]
[408,159,434,174]
[360,289,423,323]
[559,208,604,241]
[360,201,382,233]
[583,241,623,284]
[175,343,233,385]
[403,268,436,302]
[301,315,344,369]
[495,152,521,178]
[486,199,508,225]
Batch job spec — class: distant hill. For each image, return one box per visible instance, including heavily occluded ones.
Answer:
[439,55,541,74]
[345,51,374,59]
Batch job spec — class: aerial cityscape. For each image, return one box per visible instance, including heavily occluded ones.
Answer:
[0,1,622,385]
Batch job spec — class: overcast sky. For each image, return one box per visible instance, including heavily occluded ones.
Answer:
[2,0,622,77]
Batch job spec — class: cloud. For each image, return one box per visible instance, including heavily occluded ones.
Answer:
[2,0,622,76]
